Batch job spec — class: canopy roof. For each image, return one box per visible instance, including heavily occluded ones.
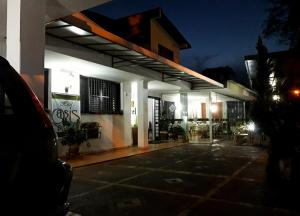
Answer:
[46,12,224,90]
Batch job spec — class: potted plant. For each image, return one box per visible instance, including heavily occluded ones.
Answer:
[169,123,187,142]
[81,121,101,139]
[61,119,87,158]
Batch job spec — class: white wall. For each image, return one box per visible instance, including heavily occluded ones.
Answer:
[58,114,115,157]
[0,40,5,57]
[79,114,126,153]
[45,50,131,155]
[0,0,6,36]
[45,50,112,84]
[148,91,162,98]
[137,80,149,148]
[0,0,6,57]
[187,94,208,119]
[6,0,46,103]
[223,101,227,119]
[46,35,112,68]
[122,82,132,146]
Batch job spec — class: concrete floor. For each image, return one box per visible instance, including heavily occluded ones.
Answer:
[67,142,300,216]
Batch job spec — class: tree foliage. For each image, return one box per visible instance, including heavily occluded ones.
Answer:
[251,37,275,137]
[263,0,300,49]
[251,37,300,182]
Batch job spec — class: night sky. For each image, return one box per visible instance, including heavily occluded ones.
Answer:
[91,0,288,84]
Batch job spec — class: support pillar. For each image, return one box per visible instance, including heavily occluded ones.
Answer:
[243,101,246,120]
[6,0,46,103]
[0,0,7,57]
[209,91,213,143]
[180,93,188,133]
[122,82,132,146]
[137,80,148,148]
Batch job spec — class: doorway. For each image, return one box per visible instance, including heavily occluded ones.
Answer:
[148,97,160,142]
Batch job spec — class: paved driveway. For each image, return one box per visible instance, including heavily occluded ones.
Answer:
[68,143,299,216]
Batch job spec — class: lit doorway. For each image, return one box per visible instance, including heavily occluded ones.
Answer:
[148,97,160,143]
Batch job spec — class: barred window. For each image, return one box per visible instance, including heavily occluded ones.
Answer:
[80,76,121,114]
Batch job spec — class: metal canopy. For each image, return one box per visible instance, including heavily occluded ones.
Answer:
[46,13,224,90]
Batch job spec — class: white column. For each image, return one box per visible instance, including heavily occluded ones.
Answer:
[243,101,246,120]
[122,82,132,146]
[0,0,7,57]
[6,0,46,102]
[137,80,149,148]
[209,91,213,143]
[180,92,188,132]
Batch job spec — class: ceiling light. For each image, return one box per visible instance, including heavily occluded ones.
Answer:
[67,26,90,36]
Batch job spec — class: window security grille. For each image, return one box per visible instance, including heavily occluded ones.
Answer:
[80,76,120,114]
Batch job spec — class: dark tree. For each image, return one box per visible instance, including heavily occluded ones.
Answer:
[251,37,300,183]
[251,37,273,135]
[263,0,300,49]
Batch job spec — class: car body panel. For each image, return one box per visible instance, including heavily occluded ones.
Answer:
[0,56,72,215]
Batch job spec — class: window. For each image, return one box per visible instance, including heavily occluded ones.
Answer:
[80,76,121,114]
[158,44,174,61]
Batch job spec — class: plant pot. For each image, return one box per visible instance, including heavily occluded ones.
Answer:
[177,135,184,142]
[67,144,80,158]
[132,127,138,146]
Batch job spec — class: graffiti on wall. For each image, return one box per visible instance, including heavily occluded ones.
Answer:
[51,93,80,133]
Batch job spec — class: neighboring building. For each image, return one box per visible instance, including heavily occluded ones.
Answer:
[245,50,300,89]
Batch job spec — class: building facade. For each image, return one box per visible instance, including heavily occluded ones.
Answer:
[1,2,255,157]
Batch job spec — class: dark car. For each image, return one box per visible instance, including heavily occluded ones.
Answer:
[0,56,72,215]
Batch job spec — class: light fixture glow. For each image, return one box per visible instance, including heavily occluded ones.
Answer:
[210,104,218,113]
[269,72,277,90]
[272,95,280,101]
[292,89,300,97]
[247,122,255,132]
[67,26,90,36]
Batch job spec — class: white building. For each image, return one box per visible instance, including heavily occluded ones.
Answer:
[0,1,255,157]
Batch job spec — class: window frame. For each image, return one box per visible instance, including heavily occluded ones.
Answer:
[80,76,121,115]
